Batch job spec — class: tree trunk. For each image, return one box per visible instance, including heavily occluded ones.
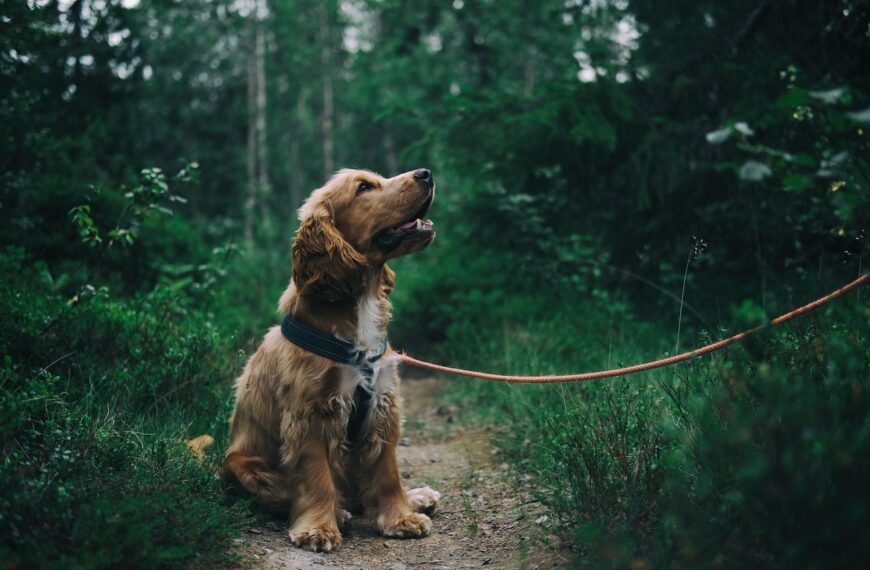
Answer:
[244,25,257,245]
[524,58,536,97]
[255,0,270,235]
[290,84,308,211]
[384,130,398,175]
[319,2,334,179]
[68,0,84,101]
[244,0,270,245]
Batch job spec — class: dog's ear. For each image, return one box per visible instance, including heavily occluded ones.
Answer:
[292,204,368,302]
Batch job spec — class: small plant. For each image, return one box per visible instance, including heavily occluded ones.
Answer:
[65,163,197,307]
[675,235,707,355]
[69,204,102,247]
[69,163,195,252]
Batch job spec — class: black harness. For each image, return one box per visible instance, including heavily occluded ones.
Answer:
[280,315,387,442]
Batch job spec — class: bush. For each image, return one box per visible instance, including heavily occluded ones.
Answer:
[652,315,870,569]
[0,361,248,569]
[436,293,869,569]
[0,235,265,567]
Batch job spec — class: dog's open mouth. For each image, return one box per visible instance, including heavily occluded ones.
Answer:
[373,193,435,251]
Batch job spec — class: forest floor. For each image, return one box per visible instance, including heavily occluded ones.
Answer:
[235,377,568,569]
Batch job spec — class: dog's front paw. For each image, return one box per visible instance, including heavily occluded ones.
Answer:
[379,512,432,538]
[407,486,441,514]
[289,525,342,552]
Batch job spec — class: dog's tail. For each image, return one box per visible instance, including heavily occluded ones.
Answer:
[223,450,292,512]
[186,434,215,460]
[188,436,290,511]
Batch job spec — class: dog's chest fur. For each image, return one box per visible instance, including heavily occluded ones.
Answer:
[338,276,395,398]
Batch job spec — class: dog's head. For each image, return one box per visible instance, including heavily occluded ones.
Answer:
[292,168,435,301]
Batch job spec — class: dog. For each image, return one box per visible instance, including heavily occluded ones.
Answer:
[222,168,440,552]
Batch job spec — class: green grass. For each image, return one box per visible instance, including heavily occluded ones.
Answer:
[431,298,870,569]
[0,239,282,568]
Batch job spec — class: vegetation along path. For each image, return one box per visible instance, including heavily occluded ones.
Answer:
[236,377,565,569]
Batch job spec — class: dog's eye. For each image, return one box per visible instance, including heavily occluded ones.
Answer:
[357,181,373,194]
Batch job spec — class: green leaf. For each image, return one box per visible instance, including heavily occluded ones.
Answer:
[732,299,768,328]
[831,189,856,222]
[782,175,813,193]
[775,88,811,108]
[792,154,815,168]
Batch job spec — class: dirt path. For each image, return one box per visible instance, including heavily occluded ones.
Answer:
[236,378,566,569]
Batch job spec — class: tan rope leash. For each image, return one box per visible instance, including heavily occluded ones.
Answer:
[398,274,868,384]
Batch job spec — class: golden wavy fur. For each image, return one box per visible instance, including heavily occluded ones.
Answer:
[222,168,440,552]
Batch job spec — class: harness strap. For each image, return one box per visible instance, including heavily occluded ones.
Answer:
[280,315,359,364]
[280,315,387,442]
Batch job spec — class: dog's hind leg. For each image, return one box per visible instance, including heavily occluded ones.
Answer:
[223,450,291,512]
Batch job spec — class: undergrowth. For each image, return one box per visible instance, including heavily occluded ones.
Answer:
[388,156,869,569]
[0,167,284,568]
[432,294,869,569]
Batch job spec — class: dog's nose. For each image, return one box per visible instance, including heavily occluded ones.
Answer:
[413,169,432,182]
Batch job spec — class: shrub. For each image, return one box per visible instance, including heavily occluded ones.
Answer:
[0,361,249,569]
[0,237,261,567]
[437,294,869,569]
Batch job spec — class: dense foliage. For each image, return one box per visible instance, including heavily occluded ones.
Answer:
[1,0,868,568]
[0,172,271,567]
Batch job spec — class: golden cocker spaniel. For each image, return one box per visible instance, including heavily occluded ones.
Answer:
[222,168,440,552]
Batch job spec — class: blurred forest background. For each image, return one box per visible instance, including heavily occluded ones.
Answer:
[1,0,869,568]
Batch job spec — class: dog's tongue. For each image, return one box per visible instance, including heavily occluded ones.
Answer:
[398,219,434,231]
